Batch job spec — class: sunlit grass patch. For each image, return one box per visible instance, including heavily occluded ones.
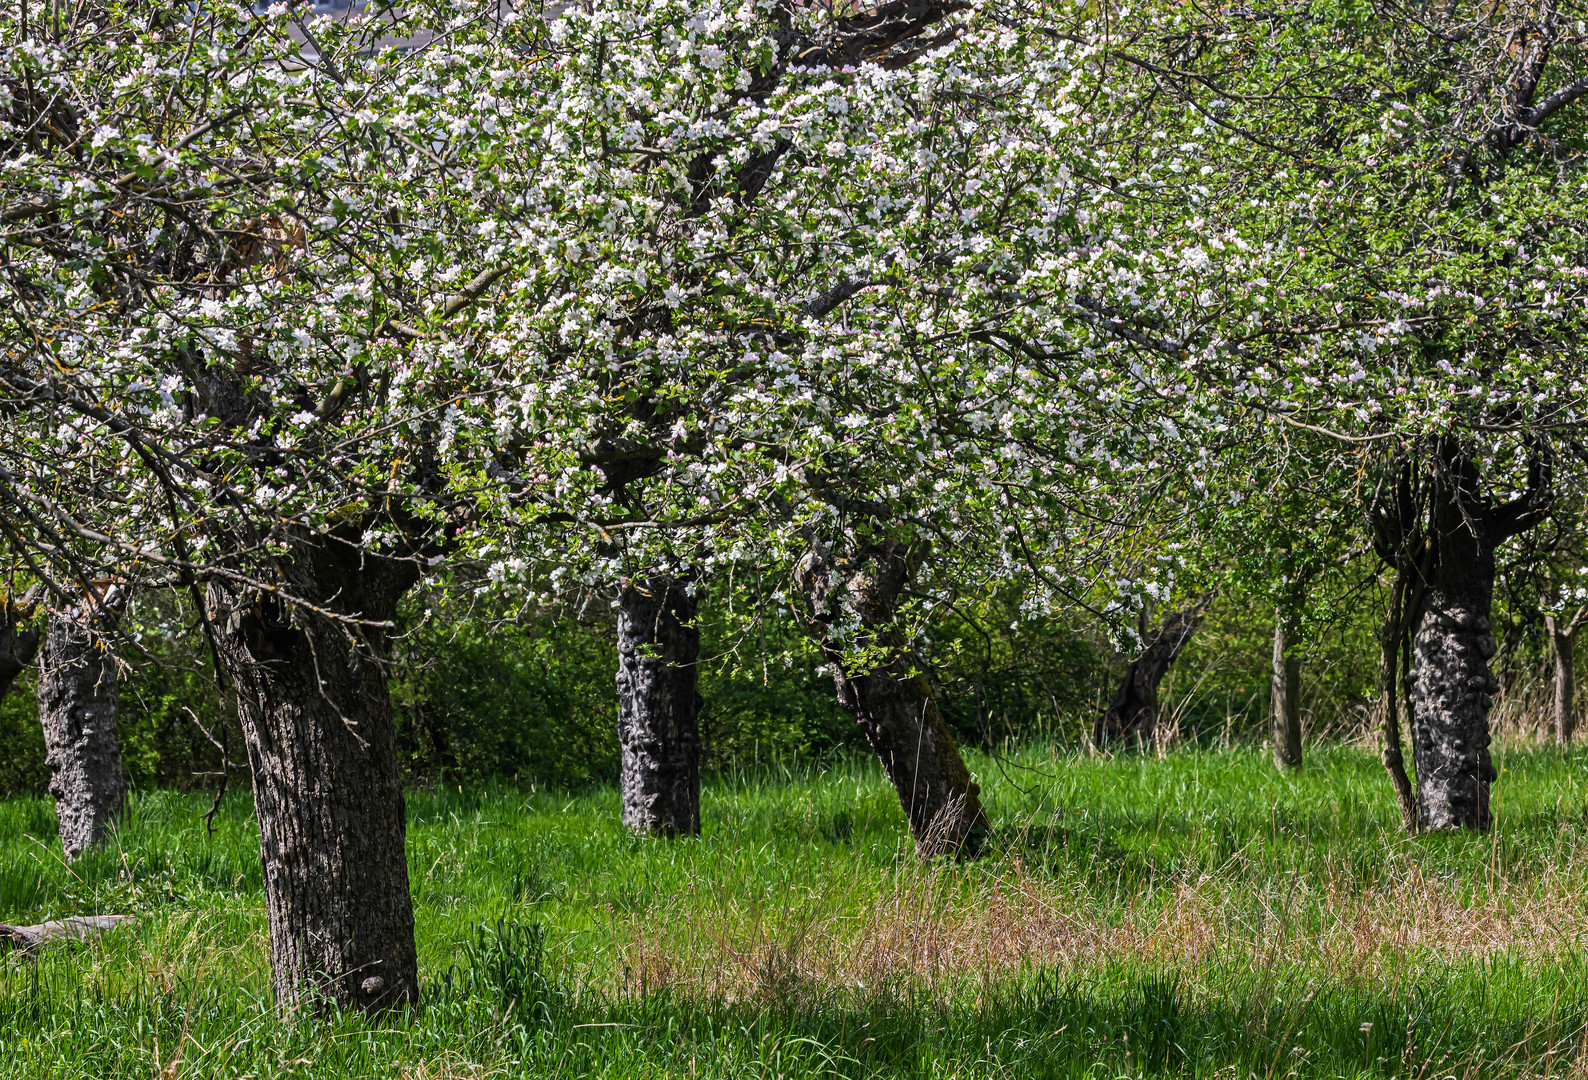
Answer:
[2,743,1587,1077]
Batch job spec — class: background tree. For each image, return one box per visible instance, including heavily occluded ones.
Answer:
[0,591,39,702]
[1094,595,1214,748]
[1271,618,1303,770]
[37,585,128,860]
[1048,0,1588,829]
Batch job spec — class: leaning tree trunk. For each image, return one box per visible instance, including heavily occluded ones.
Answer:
[0,596,41,701]
[616,577,701,837]
[207,536,419,1012]
[797,541,986,857]
[1094,595,1213,746]
[38,589,127,860]
[1271,621,1303,769]
[1544,612,1578,747]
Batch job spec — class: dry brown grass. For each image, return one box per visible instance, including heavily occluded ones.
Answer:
[612,854,1588,1006]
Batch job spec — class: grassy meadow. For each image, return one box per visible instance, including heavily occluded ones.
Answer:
[3,742,1588,1078]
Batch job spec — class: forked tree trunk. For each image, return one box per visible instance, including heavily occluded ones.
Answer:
[38,589,127,860]
[1544,611,1580,746]
[0,597,40,701]
[207,537,419,1012]
[797,541,986,857]
[1402,444,1546,831]
[1094,595,1213,746]
[1271,622,1303,769]
[616,577,701,837]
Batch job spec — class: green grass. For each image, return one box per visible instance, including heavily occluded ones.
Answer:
[3,742,1588,1078]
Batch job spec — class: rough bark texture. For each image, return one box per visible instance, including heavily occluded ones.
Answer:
[1544,611,1580,747]
[616,577,701,837]
[797,541,986,857]
[38,591,127,860]
[1271,623,1303,770]
[0,598,41,702]
[207,536,418,1011]
[1094,595,1213,746]
[1407,539,1499,831]
[1402,447,1543,832]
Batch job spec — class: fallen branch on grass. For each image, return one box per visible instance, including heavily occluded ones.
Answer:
[0,915,135,953]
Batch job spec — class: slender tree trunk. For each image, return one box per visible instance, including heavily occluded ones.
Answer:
[1379,575,1419,832]
[0,597,40,702]
[1094,595,1213,746]
[616,577,701,837]
[1271,622,1302,769]
[38,589,127,860]
[797,541,986,857]
[207,537,418,1011]
[1545,613,1576,746]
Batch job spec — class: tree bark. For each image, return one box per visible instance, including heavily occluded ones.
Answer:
[0,596,40,702]
[616,577,701,837]
[1544,611,1579,746]
[207,536,419,1012]
[1402,443,1545,831]
[796,541,987,857]
[1271,621,1303,769]
[1407,543,1499,830]
[38,589,127,860]
[1094,595,1213,746]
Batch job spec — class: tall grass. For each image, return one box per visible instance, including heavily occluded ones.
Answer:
[3,742,1587,1078]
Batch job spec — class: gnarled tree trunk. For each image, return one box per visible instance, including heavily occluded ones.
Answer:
[616,577,701,837]
[207,537,418,1012]
[797,541,986,857]
[1407,537,1499,831]
[1271,621,1302,769]
[1094,595,1213,746]
[1544,609,1582,747]
[38,589,127,860]
[1403,443,1545,831]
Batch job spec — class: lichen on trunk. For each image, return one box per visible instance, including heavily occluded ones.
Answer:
[616,577,701,837]
[796,540,986,858]
[1407,558,1499,831]
[1396,442,1547,832]
[38,588,127,861]
[208,536,419,1012]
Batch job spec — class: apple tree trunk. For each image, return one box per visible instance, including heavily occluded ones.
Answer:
[797,541,986,857]
[616,577,702,837]
[1094,596,1212,746]
[1545,614,1576,746]
[1400,444,1548,832]
[1271,622,1303,769]
[208,538,419,1011]
[38,591,127,860]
